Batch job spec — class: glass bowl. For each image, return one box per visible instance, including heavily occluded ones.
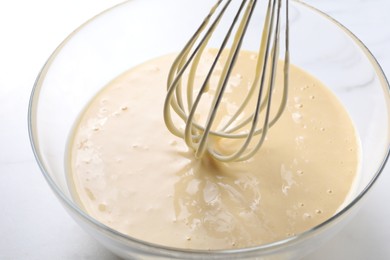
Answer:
[28,0,390,259]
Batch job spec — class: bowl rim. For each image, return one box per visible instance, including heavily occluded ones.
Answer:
[28,0,390,257]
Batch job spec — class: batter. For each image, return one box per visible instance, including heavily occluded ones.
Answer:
[66,50,360,250]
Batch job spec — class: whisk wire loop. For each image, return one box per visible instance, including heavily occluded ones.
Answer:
[164,0,289,162]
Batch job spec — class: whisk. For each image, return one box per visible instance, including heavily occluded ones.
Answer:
[164,0,289,162]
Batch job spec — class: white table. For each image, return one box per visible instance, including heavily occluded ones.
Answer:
[1,0,389,259]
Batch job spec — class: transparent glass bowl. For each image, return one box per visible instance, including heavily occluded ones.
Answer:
[28,0,390,259]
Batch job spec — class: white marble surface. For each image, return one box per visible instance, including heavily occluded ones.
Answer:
[0,0,389,259]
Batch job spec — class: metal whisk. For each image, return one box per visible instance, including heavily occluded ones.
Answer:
[164,0,289,162]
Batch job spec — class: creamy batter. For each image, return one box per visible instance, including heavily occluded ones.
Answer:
[67,50,360,250]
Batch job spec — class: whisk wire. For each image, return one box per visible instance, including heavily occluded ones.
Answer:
[164,0,289,162]
[219,0,274,134]
[240,0,284,161]
[164,0,232,137]
[186,0,257,158]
